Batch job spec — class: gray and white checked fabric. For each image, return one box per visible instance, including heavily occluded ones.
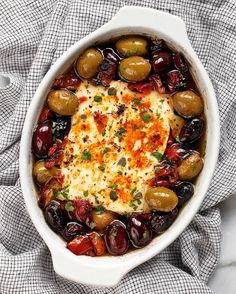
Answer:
[0,0,235,293]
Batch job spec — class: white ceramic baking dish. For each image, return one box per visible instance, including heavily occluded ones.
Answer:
[19,6,220,287]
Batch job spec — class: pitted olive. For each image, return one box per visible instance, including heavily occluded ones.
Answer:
[116,36,148,57]
[119,56,151,82]
[173,90,203,118]
[145,187,178,212]
[47,89,79,116]
[177,152,203,181]
[91,209,116,230]
[33,160,58,185]
[76,48,103,79]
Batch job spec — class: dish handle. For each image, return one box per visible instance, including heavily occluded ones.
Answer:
[51,248,132,287]
[106,6,192,50]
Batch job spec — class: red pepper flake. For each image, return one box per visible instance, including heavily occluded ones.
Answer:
[93,111,108,133]
[79,96,88,103]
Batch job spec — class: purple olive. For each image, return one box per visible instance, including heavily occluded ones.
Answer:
[166,69,187,92]
[62,222,85,241]
[44,200,67,233]
[151,50,172,72]
[32,120,53,157]
[104,220,129,255]
[180,118,204,143]
[150,208,178,233]
[53,116,71,141]
[173,53,189,73]
[127,214,152,248]
[173,181,194,206]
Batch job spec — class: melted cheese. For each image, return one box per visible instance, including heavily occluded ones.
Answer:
[60,80,174,214]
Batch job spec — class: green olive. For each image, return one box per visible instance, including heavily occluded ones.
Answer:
[116,36,148,57]
[145,187,178,212]
[47,89,79,116]
[173,90,203,118]
[91,209,116,230]
[119,56,151,82]
[33,160,58,185]
[177,152,203,181]
[76,48,103,79]
[169,113,185,138]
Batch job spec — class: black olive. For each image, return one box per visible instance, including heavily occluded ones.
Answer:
[44,200,67,233]
[53,116,71,141]
[173,181,194,206]
[150,208,178,233]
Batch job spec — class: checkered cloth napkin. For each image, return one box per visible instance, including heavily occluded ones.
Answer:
[0,0,235,293]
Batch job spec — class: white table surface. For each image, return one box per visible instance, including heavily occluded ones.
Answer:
[208,195,236,293]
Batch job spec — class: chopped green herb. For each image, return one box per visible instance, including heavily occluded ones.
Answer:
[80,114,87,120]
[110,190,118,201]
[94,195,99,204]
[118,157,126,167]
[83,190,89,197]
[110,183,118,190]
[95,205,105,215]
[156,113,161,119]
[52,124,57,141]
[61,185,70,200]
[114,127,126,139]
[102,129,106,136]
[65,201,74,212]
[108,87,117,96]
[133,47,138,54]
[90,222,95,229]
[137,199,142,205]
[121,64,126,71]
[156,167,161,173]
[129,200,138,210]
[102,147,109,157]
[175,135,181,142]
[134,192,143,200]
[160,99,165,103]
[130,187,137,195]
[117,170,123,175]
[53,189,59,197]
[132,99,142,106]
[152,151,163,161]
[133,123,137,131]
[143,231,148,239]
[124,49,131,57]
[94,95,102,102]
[81,149,91,161]
[98,166,105,172]
[111,230,117,237]
[141,113,151,123]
